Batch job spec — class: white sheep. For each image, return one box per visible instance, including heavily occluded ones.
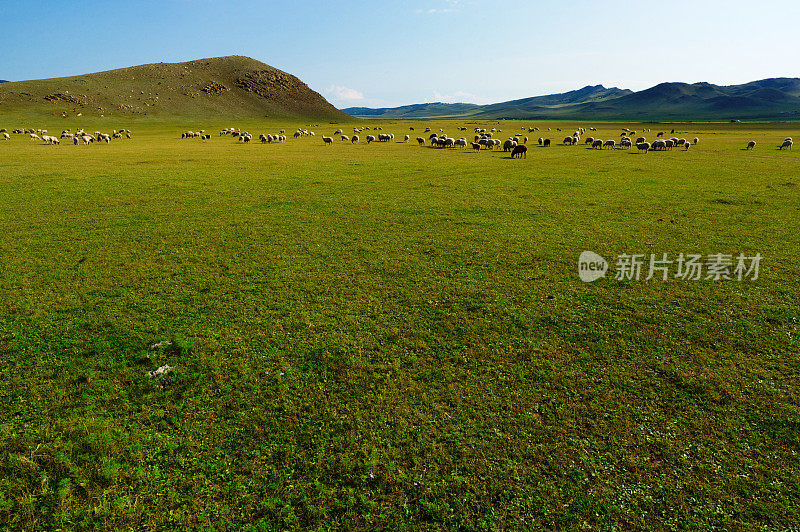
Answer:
[322,136,333,145]
[404,134,410,143]
[779,139,793,150]
[1,132,9,140]
[746,141,756,150]
[351,135,359,144]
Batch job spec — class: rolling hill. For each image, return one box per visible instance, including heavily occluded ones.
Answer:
[0,56,348,120]
[344,79,800,121]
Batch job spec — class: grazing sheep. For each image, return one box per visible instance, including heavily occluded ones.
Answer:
[416,137,425,145]
[523,136,528,144]
[455,138,467,149]
[322,136,333,145]
[503,139,517,152]
[543,139,551,147]
[335,129,343,135]
[585,137,594,145]
[693,137,699,145]
[404,134,410,143]
[637,142,650,153]
[351,135,360,144]
[746,141,756,150]
[635,137,646,144]
[657,132,664,137]
[470,142,481,151]
[592,139,603,149]
[665,140,675,150]
[779,139,793,150]
[30,133,41,141]
[1,132,8,141]
[511,145,528,158]
[683,142,690,151]
[563,136,574,145]
[366,135,375,144]
[651,139,667,151]
[604,140,616,149]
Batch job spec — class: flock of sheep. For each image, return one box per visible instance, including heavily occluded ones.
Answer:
[1,125,793,153]
[305,124,794,154]
[1,127,132,145]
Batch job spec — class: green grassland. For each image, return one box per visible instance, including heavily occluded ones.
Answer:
[1,118,799,530]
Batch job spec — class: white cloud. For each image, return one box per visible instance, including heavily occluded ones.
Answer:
[429,90,494,105]
[325,85,364,101]
[416,8,456,13]
[415,0,463,14]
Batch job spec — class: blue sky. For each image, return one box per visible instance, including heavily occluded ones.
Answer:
[1,0,798,108]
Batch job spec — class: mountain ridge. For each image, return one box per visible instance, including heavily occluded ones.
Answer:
[344,78,800,120]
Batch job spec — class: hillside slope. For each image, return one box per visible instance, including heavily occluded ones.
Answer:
[344,79,800,120]
[0,56,348,121]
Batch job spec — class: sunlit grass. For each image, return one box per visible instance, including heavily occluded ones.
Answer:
[1,118,798,529]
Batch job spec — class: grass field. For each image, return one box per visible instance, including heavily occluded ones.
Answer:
[1,118,799,530]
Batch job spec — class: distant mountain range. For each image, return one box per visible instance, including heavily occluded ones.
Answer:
[343,79,800,120]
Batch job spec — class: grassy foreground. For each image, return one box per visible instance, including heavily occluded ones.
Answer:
[0,119,799,530]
